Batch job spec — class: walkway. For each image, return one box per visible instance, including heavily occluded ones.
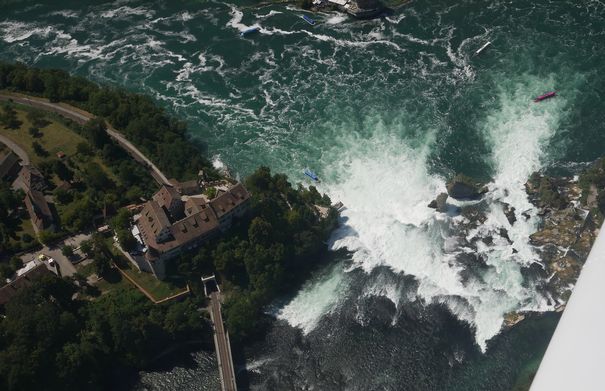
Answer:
[207,289,238,391]
[0,133,30,165]
[531,223,605,390]
[0,93,170,185]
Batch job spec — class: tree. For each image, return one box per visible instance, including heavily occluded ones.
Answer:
[26,109,49,128]
[53,159,73,181]
[38,230,61,245]
[28,126,41,137]
[224,292,262,341]
[76,141,93,156]
[61,245,74,257]
[80,240,93,258]
[54,188,73,204]
[110,208,132,231]
[116,229,136,252]
[32,140,48,157]
[93,253,111,276]
[83,117,111,149]
[248,217,272,246]
[1,102,21,129]
[82,161,111,190]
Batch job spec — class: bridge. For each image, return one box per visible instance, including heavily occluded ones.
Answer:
[202,275,238,391]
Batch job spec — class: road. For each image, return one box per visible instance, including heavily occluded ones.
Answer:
[19,233,92,278]
[0,93,170,185]
[209,292,238,391]
[0,133,30,165]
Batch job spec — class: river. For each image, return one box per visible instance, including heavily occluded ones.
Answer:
[1,0,604,389]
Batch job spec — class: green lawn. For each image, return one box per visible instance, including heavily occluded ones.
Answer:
[0,107,114,184]
[122,265,187,300]
[107,247,188,301]
[2,109,86,165]
[76,261,135,296]
[7,216,40,253]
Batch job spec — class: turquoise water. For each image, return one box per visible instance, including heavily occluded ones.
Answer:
[2,0,604,389]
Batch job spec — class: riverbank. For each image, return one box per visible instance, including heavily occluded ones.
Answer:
[0,61,342,390]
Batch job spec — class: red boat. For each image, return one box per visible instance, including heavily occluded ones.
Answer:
[534,91,556,102]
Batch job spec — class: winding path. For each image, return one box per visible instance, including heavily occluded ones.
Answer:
[0,93,170,185]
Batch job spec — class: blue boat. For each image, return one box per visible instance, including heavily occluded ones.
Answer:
[302,15,316,25]
[240,26,260,37]
[304,168,320,182]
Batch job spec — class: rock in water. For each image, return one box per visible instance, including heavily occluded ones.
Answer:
[447,173,485,200]
[427,192,449,213]
[502,202,517,225]
[499,228,513,244]
[436,193,448,212]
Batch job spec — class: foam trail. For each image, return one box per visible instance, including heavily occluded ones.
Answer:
[276,263,348,334]
[326,15,348,25]
[462,76,567,348]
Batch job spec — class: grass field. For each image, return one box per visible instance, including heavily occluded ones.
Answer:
[78,247,188,302]
[2,109,86,165]
[121,264,187,300]
[0,106,113,184]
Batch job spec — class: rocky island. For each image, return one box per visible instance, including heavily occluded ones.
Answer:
[428,161,605,331]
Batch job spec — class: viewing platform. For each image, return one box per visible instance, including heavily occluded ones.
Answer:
[202,275,238,391]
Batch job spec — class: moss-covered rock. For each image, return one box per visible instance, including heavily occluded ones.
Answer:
[446,173,485,200]
[537,177,567,210]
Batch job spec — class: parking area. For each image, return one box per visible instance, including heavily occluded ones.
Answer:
[19,233,92,278]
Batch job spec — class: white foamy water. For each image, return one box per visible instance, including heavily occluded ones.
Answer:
[276,263,348,334]
[277,79,566,351]
[326,15,348,25]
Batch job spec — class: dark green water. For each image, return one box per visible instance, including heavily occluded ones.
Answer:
[1,0,604,389]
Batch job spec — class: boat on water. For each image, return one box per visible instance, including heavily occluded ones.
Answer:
[240,27,260,37]
[475,41,491,55]
[303,168,320,182]
[302,15,316,25]
[534,91,556,102]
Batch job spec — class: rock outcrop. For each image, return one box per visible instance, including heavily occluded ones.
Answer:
[427,192,449,213]
[446,174,486,200]
[502,202,516,225]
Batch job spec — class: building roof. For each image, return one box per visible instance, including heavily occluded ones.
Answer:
[18,165,46,191]
[184,196,208,216]
[138,200,171,240]
[139,201,219,256]
[152,185,184,220]
[137,183,251,260]
[0,151,20,180]
[174,179,201,196]
[0,260,54,306]
[210,183,250,219]
[153,185,180,209]
[170,208,219,245]
[24,189,53,230]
